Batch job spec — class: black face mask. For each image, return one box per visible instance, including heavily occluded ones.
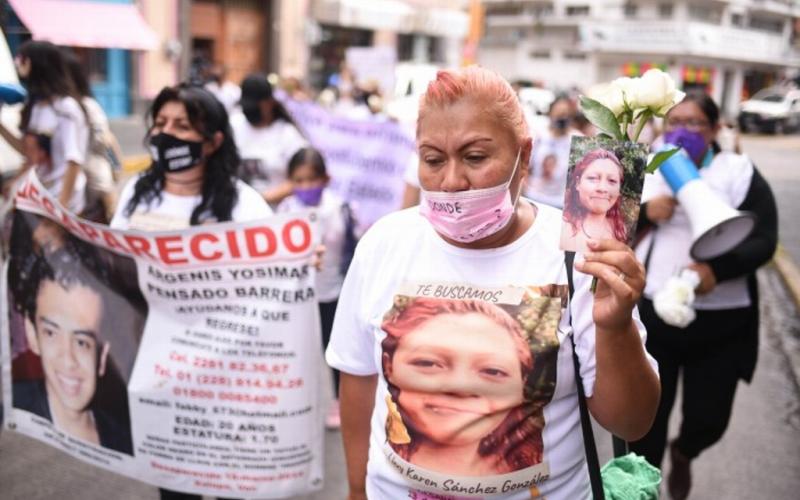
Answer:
[148,132,204,172]
[242,103,263,125]
[552,117,571,131]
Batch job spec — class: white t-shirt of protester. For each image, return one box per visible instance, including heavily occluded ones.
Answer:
[326,203,655,500]
[230,113,307,193]
[27,96,89,213]
[110,177,273,230]
[637,151,754,310]
[277,189,347,302]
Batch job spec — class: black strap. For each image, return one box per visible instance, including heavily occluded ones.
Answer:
[565,251,605,499]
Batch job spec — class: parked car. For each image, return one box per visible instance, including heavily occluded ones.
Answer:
[738,87,800,134]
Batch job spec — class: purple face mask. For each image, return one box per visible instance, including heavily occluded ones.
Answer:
[663,127,708,162]
[294,186,324,206]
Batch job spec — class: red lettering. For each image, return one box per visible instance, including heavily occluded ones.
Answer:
[124,235,156,260]
[282,219,312,253]
[42,198,57,217]
[225,230,241,258]
[15,181,30,200]
[156,235,189,264]
[245,227,277,258]
[59,211,79,233]
[190,233,222,261]
[102,230,130,253]
[77,221,100,242]
[29,183,40,203]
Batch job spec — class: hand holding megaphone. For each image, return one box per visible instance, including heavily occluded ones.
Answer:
[656,142,756,261]
[0,83,27,105]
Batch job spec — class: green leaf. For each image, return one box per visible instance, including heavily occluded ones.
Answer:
[646,148,680,174]
[579,96,624,141]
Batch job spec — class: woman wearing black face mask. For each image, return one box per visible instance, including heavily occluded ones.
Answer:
[524,95,580,208]
[230,73,307,207]
[110,84,272,230]
[630,92,778,500]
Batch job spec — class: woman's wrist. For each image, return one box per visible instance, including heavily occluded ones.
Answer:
[595,317,637,340]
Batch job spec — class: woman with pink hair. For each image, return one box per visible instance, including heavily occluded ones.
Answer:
[561,149,627,253]
[325,66,658,500]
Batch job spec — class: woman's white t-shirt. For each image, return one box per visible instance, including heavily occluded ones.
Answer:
[230,113,307,193]
[27,96,88,212]
[636,151,754,309]
[326,202,655,500]
[110,177,273,230]
[277,189,347,302]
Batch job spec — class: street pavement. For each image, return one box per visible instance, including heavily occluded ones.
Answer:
[1,131,799,499]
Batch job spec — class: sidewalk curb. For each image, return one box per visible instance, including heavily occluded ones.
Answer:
[772,245,800,310]
[769,246,800,396]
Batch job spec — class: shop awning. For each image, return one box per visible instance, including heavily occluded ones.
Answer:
[9,0,159,51]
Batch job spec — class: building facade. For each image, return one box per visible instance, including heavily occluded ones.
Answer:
[302,0,470,91]
[479,0,800,117]
[2,0,159,118]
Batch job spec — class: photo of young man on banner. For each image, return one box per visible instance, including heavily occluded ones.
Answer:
[6,210,147,456]
[3,171,325,498]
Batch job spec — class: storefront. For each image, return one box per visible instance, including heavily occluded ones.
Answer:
[3,0,158,118]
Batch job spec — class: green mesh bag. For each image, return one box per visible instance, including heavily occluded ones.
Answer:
[601,453,662,500]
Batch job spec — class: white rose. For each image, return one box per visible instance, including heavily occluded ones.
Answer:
[611,76,638,110]
[652,273,698,328]
[653,297,697,328]
[632,69,685,116]
[587,83,626,117]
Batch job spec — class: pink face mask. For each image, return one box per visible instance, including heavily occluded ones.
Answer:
[420,149,522,243]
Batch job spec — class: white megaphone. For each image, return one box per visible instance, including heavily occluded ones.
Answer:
[658,146,756,261]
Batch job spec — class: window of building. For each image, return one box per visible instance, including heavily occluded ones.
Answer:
[397,33,444,63]
[310,24,373,90]
[749,16,784,34]
[564,51,587,60]
[532,3,555,18]
[488,4,523,16]
[731,13,745,27]
[566,5,590,16]
[529,50,551,59]
[658,3,673,19]
[688,5,722,24]
[623,3,638,18]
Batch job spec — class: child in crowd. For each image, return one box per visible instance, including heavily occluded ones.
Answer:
[277,147,356,429]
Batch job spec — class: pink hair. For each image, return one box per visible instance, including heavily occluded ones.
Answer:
[563,149,627,242]
[380,297,543,472]
[417,66,530,146]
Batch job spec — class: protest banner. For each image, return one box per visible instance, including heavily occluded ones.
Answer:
[345,45,397,99]
[280,95,416,232]
[1,172,325,498]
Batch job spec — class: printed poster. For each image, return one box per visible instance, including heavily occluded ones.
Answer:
[279,94,416,232]
[1,172,324,498]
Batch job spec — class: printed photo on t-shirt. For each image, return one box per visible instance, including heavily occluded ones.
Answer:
[378,282,567,494]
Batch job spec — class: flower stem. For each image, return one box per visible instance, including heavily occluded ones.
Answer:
[631,110,652,143]
[621,112,631,141]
